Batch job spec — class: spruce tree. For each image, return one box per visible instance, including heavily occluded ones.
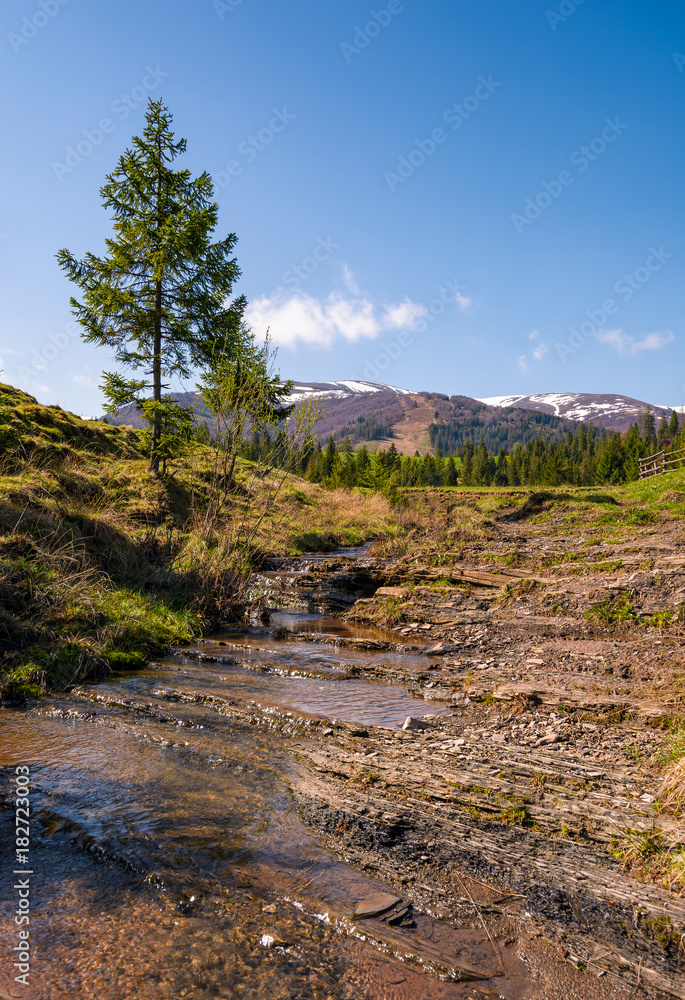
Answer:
[57,99,245,472]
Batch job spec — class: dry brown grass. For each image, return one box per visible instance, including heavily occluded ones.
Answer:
[660,758,685,819]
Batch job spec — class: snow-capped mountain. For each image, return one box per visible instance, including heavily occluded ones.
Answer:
[107,382,681,443]
[284,380,414,403]
[478,393,681,431]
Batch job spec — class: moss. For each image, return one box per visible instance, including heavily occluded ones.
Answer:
[106,650,148,670]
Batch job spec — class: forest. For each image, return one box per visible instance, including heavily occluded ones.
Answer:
[244,405,681,491]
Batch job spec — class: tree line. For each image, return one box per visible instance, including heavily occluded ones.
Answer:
[253,405,682,491]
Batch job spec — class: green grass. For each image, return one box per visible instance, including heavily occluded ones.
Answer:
[584,593,640,626]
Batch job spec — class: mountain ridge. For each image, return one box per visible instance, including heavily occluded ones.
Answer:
[107,381,677,454]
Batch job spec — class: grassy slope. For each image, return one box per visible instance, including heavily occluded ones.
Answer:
[0,384,396,701]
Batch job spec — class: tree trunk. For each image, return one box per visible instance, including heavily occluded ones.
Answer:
[150,278,163,473]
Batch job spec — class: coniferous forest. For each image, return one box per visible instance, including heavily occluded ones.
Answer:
[243,406,682,491]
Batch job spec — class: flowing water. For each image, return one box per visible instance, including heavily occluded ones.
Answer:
[0,572,534,999]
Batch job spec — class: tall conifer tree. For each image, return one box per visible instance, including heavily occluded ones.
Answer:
[57,99,245,472]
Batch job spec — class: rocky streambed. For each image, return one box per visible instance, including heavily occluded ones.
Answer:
[0,538,683,998]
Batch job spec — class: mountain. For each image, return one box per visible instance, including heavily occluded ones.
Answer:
[478,392,679,433]
[106,382,677,454]
[286,379,415,401]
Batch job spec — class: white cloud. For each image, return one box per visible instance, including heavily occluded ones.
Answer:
[517,354,528,372]
[246,290,427,349]
[381,298,428,330]
[341,263,362,296]
[527,329,548,361]
[450,290,471,312]
[594,327,675,358]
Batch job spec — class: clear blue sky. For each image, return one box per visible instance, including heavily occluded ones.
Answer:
[1,0,683,414]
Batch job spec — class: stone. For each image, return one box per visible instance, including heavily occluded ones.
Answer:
[321,728,333,736]
[386,903,412,925]
[402,717,431,731]
[426,642,459,656]
[375,586,408,598]
[353,892,402,919]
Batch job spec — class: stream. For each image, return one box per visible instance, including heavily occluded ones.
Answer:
[0,551,532,999]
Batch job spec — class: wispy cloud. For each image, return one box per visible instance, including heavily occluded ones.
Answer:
[72,373,97,388]
[381,298,427,330]
[517,354,528,372]
[246,289,427,349]
[594,327,675,358]
[528,329,549,361]
[341,262,362,296]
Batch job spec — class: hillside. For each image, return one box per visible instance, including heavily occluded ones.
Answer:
[0,383,395,701]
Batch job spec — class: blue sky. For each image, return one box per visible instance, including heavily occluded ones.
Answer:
[1,0,684,414]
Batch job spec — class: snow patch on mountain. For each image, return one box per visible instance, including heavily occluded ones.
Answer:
[284,379,415,403]
[477,392,683,430]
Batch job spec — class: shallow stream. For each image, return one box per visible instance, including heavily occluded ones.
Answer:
[0,565,532,999]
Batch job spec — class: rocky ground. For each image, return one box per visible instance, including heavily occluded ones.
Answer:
[258,485,685,997]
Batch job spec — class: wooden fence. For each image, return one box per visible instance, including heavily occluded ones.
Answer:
[638,447,685,479]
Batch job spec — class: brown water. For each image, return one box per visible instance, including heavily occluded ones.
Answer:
[0,609,532,999]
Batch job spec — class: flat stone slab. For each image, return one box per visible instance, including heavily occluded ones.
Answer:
[375,586,409,598]
[353,893,402,919]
